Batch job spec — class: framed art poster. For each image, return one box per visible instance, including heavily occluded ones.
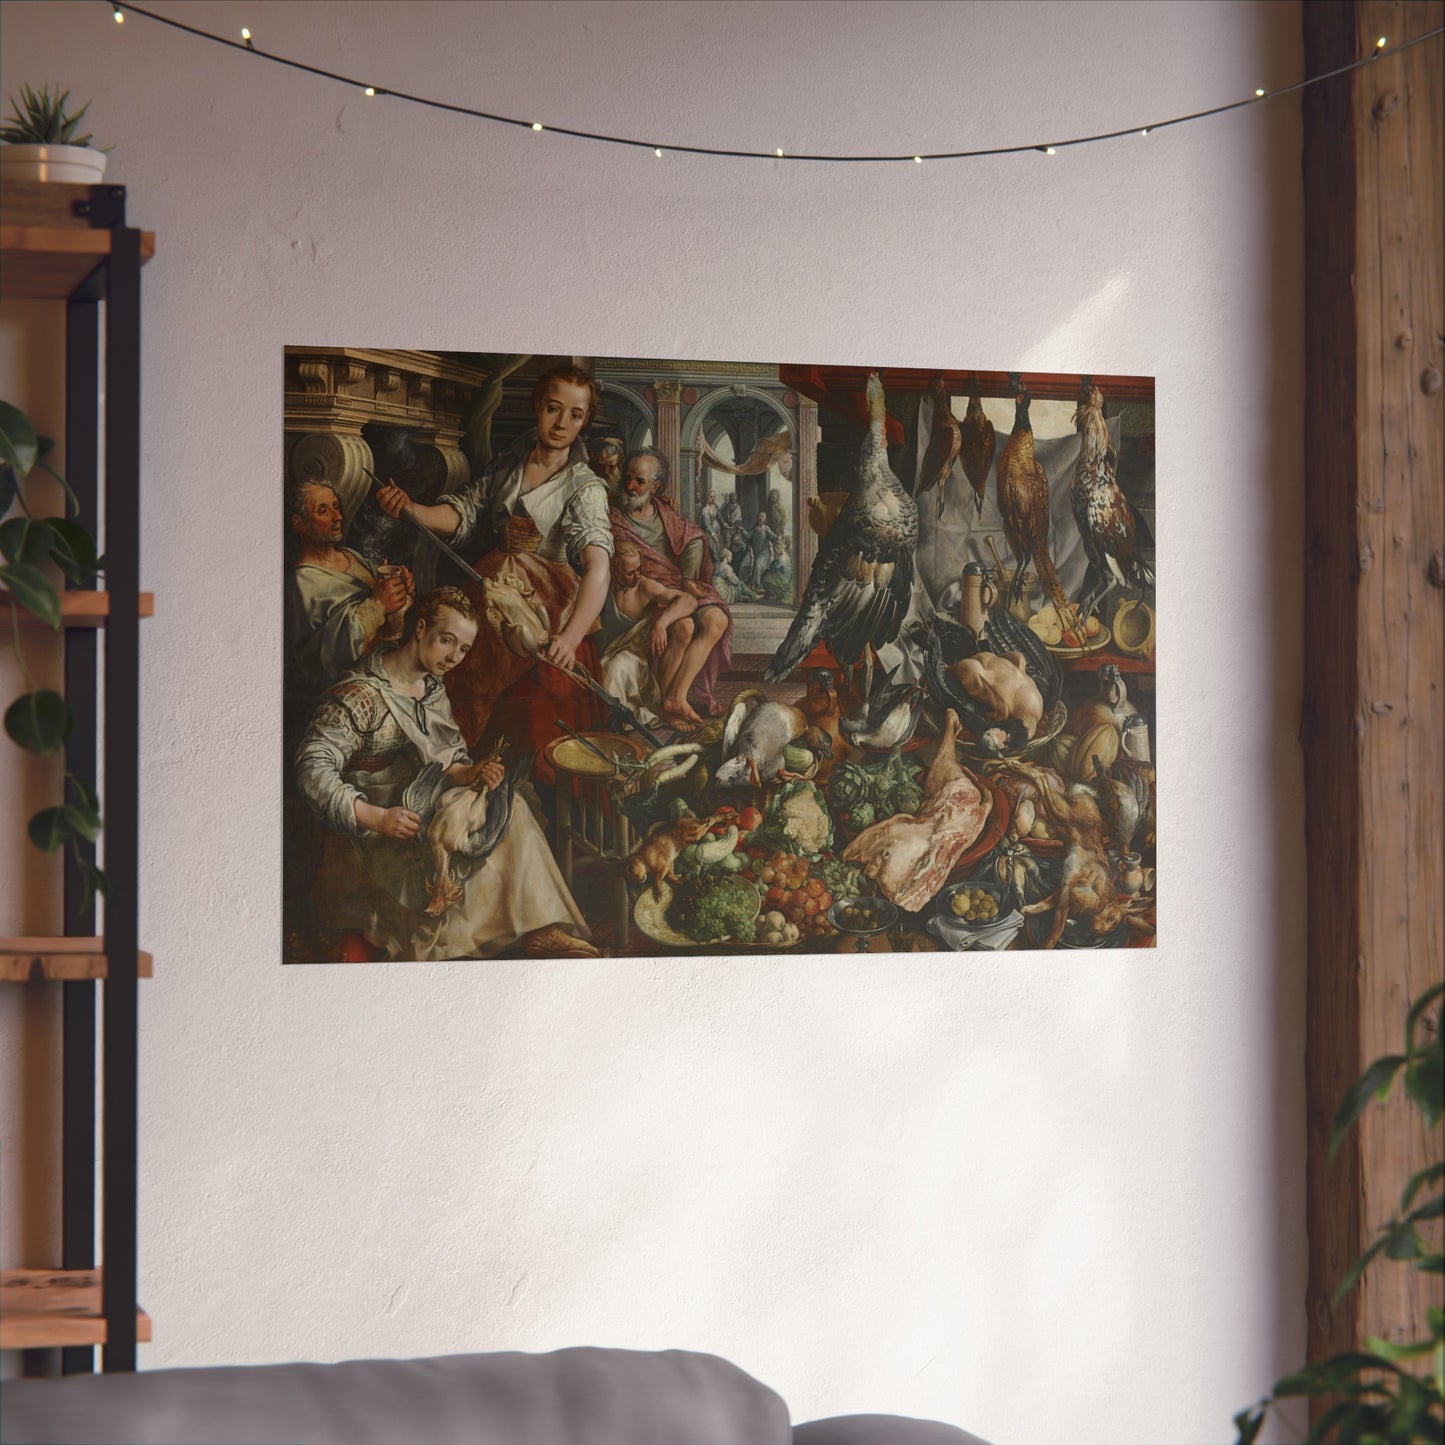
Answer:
[282,352,1155,962]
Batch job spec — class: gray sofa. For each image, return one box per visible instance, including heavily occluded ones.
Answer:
[0,1346,991,1444]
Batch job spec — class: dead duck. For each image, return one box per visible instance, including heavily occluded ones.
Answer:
[714,695,833,789]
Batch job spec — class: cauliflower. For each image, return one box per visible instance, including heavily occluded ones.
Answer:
[747,779,834,858]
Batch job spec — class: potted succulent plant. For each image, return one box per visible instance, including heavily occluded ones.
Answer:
[0,83,108,183]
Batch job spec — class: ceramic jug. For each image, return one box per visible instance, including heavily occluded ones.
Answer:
[959,563,998,634]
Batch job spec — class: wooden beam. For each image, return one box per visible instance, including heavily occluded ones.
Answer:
[1301,0,1444,1380]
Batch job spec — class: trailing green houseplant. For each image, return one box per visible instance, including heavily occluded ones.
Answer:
[0,397,107,903]
[1234,981,1444,1444]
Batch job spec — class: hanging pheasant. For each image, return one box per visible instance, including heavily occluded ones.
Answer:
[1069,385,1155,619]
[996,388,1076,629]
[959,393,995,519]
[916,374,961,519]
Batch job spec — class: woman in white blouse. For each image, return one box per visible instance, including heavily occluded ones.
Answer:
[377,364,614,763]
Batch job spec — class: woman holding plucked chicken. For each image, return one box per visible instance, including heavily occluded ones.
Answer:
[376,364,611,776]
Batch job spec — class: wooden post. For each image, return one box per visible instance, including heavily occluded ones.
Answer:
[1301,0,1444,1377]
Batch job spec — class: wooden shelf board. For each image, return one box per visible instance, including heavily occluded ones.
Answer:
[0,1271,151,1350]
[0,225,157,301]
[0,938,154,983]
[0,590,155,626]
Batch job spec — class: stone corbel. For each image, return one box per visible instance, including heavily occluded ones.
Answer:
[287,430,375,523]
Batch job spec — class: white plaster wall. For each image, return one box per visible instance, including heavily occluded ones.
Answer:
[0,2,1307,1440]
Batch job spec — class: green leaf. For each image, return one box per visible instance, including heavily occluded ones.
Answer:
[46,517,100,581]
[0,463,16,516]
[1406,982,1445,1050]
[1405,1045,1444,1126]
[1402,1163,1445,1212]
[27,806,72,852]
[0,398,39,477]
[0,516,55,564]
[1334,1233,1392,1307]
[74,853,108,908]
[65,771,101,821]
[1385,1227,1422,1261]
[1364,1333,1439,1363]
[1418,1253,1445,1274]
[0,561,61,626]
[1331,1054,1407,1158]
[1232,1405,1265,1444]
[3,689,73,754]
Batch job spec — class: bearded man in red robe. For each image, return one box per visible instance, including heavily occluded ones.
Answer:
[607,448,731,726]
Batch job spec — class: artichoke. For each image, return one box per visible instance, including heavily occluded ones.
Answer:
[827,763,870,812]
[848,802,876,830]
[886,781,923,817]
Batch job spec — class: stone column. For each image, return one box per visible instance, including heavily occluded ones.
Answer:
[796,396,820,598]
[654,380,683,503]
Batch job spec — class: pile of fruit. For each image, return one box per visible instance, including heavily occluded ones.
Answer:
[743,850,835,943]
[949,885,1001,923]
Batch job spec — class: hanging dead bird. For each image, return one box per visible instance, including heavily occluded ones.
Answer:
[917,374,961,520]
[765,372,918,681]
[959,393,995,519]
[1069,384,1155,619]
[697,429,794,476]
[839,664,923,751]
[996,388,1078,629]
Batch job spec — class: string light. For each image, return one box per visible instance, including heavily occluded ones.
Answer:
[112,5,123,21]
[364,86,375,97]
[653,147,662,158]
[106,4,1444,167]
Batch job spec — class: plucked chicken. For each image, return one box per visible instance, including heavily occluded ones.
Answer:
[766,372,918,680]
[1069,385,1154,619]
[958,393,995,519]
[996,390,1076,628]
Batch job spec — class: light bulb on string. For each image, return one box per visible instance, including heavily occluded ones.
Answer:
[84,6,1445,169]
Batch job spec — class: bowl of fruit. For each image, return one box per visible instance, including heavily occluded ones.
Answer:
[926,880,1025,952]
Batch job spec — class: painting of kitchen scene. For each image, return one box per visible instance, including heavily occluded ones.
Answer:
[282,350,1157,962]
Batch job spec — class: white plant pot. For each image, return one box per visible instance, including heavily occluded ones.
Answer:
[0,143,107,184]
